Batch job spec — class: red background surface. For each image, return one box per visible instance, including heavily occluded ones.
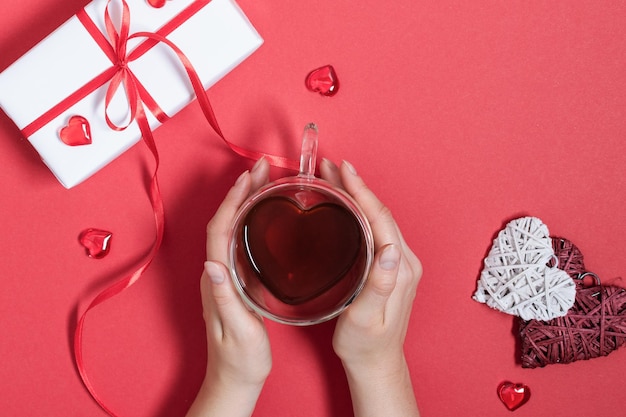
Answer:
[1,1,626,416]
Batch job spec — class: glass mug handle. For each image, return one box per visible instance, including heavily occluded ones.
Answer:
[299,123,318,179]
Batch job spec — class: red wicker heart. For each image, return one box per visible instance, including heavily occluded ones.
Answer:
[519,237,626,368]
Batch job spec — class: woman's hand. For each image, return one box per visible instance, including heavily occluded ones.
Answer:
[186,158,273,417]
[321,159,422,417]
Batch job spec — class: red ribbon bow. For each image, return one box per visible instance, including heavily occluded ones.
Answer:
[68,1,297,416]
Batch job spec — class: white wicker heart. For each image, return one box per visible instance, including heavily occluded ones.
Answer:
[473,217,576,321]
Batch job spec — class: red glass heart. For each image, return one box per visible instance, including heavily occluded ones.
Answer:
[147,0,166,8]
[305,65,339,96]
[79,229,113,259]
[59,115,92,146]
[241,196,362,304]
[497,381,530,411]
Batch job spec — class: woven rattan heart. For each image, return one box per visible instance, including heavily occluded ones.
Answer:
[473,217,576,321]
[519,237,626,368]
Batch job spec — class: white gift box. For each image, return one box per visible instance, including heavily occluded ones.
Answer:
[0,0,263,188]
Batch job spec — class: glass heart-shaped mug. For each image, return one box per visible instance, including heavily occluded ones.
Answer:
[228,124,374,325]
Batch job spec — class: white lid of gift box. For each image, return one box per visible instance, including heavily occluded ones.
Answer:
[0,0,263,188]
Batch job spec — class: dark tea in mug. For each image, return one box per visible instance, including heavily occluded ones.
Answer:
[241,195,363,305]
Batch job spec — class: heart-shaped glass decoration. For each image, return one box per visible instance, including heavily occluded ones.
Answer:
[147,0,167,8]
[60,115,92,146]
[305,65,339,96]
[79,228,113,259]
[497,381,531,411]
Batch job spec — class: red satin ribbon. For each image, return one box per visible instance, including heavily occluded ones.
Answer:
[63,1,297,416]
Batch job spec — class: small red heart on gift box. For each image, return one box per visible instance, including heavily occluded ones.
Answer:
[305,65,340,96]
[242,196,362,304]
[519,237,626,368]
[497,381,531,411]
[59,115,92,146]
[79,228,113,259]
[147,0,166,8]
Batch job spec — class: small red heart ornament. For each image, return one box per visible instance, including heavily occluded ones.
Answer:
[497,381,531,411]
[147,0,168,8]
[79,229,113,259]
[305,65,340,96]
[241,196,363,304]
[59,115,92,146]
[519,237,626,368]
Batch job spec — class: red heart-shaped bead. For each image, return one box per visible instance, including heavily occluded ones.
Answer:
[59,115,92,146]
[79,228,113,259]
[242,196,362,304]
[497,381,530,411]
[147,0,166,8]
[305,65,339,96]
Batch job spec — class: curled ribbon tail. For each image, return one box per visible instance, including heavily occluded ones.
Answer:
[74,100,164,417]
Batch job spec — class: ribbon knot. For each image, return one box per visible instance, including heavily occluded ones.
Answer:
[101,0,167,132]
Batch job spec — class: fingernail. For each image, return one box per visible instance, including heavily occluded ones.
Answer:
[251,156,265,173]
[342,160,357,176]
[205,261,225,284]
[235,170,249,185]
[322,157,338,172]
[379,244,400,271]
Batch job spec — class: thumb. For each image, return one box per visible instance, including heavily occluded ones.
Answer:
[349,244,401,325]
